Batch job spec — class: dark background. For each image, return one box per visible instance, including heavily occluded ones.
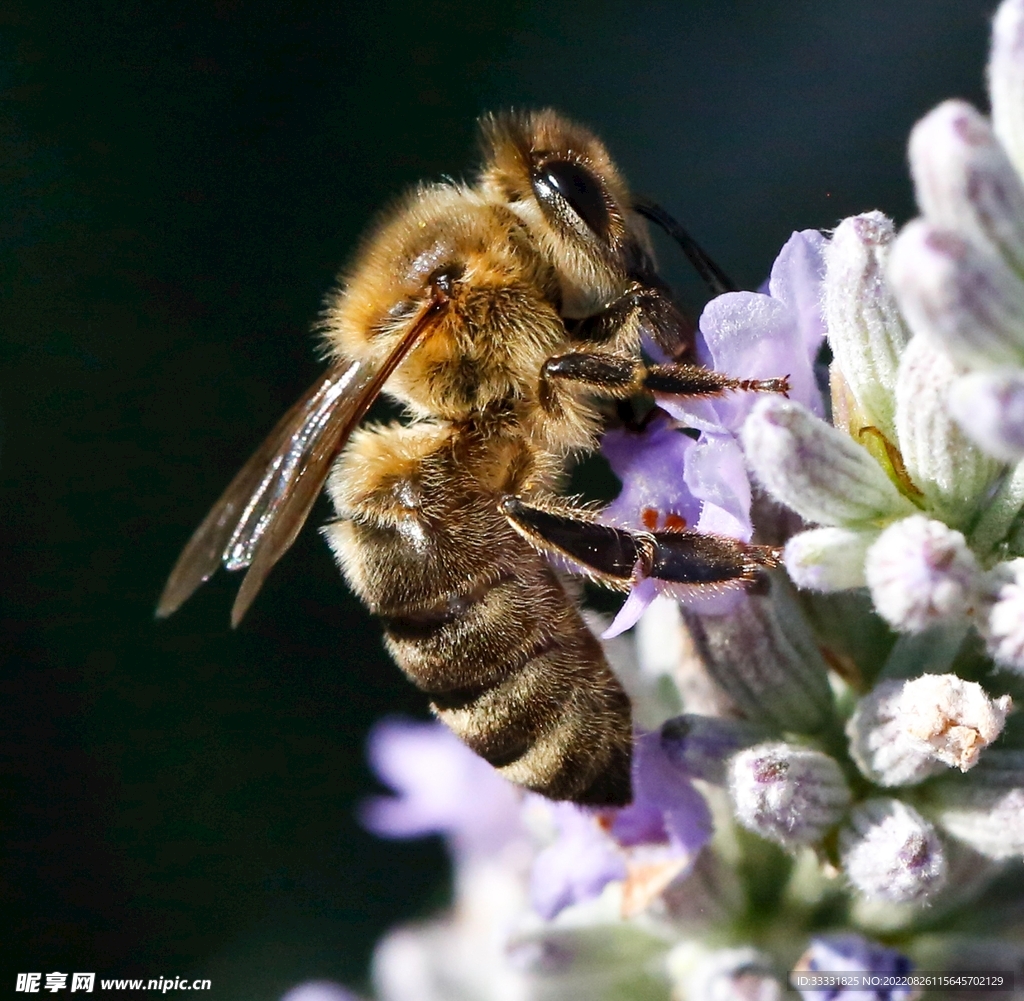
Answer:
[0,1,996,997]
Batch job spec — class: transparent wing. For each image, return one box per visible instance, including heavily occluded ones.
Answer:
[156,299,445,625]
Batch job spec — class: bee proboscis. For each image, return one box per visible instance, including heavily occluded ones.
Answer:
[158,111,784,805]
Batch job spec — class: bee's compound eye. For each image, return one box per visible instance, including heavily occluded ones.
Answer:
[533,160,610,238]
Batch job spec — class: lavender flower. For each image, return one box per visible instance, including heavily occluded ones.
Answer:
[530,730,712,920]
[663,228,827,533]
[796,936,915,1001]
[283,10,1024,998]
[599,230,827,636]
[359,717,523,861]
[527,801,627,921]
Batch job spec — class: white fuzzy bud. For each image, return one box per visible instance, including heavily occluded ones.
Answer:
[909,100,1024,272]
[864,516,983,632]
[839,798,947,904]
[984,558,1024,672]
[824,213,910,440]
[783,526,877,591]
[894,337,1003,528]
[898,673,1011,772]
[847,680,948,787]
[949,370,1024,463]
[848,675,1010,785]
[728,742,851,848]
[889,219,1024,369]
[990,0,1024,181]
[742,397,917,527]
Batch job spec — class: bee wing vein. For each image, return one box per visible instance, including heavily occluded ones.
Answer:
[157,298,445,625]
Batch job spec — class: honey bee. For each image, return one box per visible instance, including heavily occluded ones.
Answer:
[157,110,784,806]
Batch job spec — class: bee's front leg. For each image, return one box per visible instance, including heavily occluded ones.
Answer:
[568,282,695,359]
[500,495,780,593]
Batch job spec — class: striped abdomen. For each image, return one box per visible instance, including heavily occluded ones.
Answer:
[323,421,633,805]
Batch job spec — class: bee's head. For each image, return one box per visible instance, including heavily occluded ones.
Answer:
[477,109,651,319]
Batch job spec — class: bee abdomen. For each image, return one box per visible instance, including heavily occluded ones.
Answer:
[382,568,632,806]
[326,426,633,805]
[432,624,632,806]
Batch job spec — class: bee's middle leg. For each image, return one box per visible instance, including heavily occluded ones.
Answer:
[538,351,789,415]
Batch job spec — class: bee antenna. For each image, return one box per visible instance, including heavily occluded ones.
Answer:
[632,196,738,296]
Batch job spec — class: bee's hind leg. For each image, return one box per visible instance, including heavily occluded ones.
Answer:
[500,495,780,593]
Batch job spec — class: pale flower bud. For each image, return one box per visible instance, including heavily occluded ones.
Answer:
[783,526,877,592]
[897,673,1011,772]
[893,337,1003,528]
[824,213,910,440]
[742,397,917,527]
[909,100,1024,272]
[948,370,1024,463]
[889,220,1024,370]
[990,0,1024,180]
[728,743,851,849]
[984,558,1024,672]
[839,798,947,904]
[864,516,983,632]
[847,680,948,787]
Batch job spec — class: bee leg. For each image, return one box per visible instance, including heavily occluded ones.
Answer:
[570,282,696,361]
[500,495,780,591]
[642,363,791,398]
[538,351,789,414]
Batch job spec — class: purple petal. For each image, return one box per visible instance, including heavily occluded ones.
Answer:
[799,935,914,1001]
[529,803,627,919]
[702,292,793,376]
[631,732,713,855]
[359,718,521,858]
[602,418,701,530]
[661,779,716,853]
[610,799,668,846]
[602,575,658,638]
[655,394,728,435]
[685,432,753,541]
[767,229,829,363]
[701,292,820,425]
